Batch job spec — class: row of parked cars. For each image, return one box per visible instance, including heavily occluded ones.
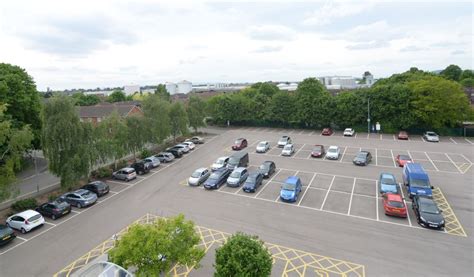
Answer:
[321,128,440,142]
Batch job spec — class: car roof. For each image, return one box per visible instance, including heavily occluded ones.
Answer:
[345,128,352,130]
[417,195,436,204]
[248,172,261,177]
[88,181,105,185]
[284,143,293,147]
[233,167,246,172]
[15,209,40,218]
[195,167,208,173]
[380,172,395,179]
[314,144,323,147]
[218,156,228,160]
[259,141,268,143]
[358,151,369,154]
[281,136,289,138]
[285,176,300,184]
[122,167,135,172]
[213,167,228,173]
[263,161,274,165]
[386,194,402,201]
[74,189,89,194]
[328,145,338,149]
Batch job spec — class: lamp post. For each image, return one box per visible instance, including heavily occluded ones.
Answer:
[367,98,371,134]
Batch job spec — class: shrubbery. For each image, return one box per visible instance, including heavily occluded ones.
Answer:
[11,198,38,212]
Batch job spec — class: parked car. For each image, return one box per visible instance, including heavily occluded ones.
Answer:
[203,168,231,189]
[379,173,399,195]
[6,210,44,234]
[277,136,291,147]
[131,160,151,175]
[343,128,355,136]
[112,167,137,182]
[280,176,302,202]
[35,200,71,220]
[256,141,270,153]
[188,168,211,186]
[311,145,325,158]
[326,146,340,160]
[403,163,433,198]
[242,172,263,193]
[259,161,276,178]
[181,141,195,150]
[0,224,15,246]
[186,136,204,144]
[227,151,249,170]
[383,194,407,218]
[227,167,249,187]
[59,189,98,208]
[398,131,409,140]
[143,156,161,168]
[165,148,183,158]
[423,131,439,142]
[155,152,175,163]
[82,181,110,197]
[353,151,372,166]
[413,195,445,229]
[321,128,333,136]
[174,144,190,153]
[396,154,412,167]
[232,138,248,150]
[281,144,295,156]
[211,156,229,171]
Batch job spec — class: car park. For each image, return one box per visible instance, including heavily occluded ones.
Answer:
[423,131,439,142]
[188,168,211,186]
[379,173,399,195]
[186,136,204,144]
[242,172,263,193]
[181,141,195,150]
[398,131,409,140]
[58,189,98,208]
[112,167,137,182]
[259,161,276,178]
[256,141,270,153]
[403,163,432,198]
[227,167,249,187]
[143,156,161,168]
[227,151,249,170]
[311,145,325,158]
[82,181,110,197]
[174,144,190,153]
[165,148,183,158]
[353,151,372,166]
[0,224,15,246]
[211,156,229,171]
[281,144,295,156]
[203,168,231,189]
[383,194,407,218]
[343,128,355,136]
[277,136,292,147]
[130,160,151,175]
[35,200,71,220]
[413,196,445,229]
[155,152,175,163]
[280,176,302,202]
[6,210,44,234]
[232,138,248,150]
[321,128,333,136]
[326,146,340,160]
[396,154,412,167]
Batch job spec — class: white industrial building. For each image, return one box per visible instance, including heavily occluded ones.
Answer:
[165,82,177,95]
[318,76,357,89]
[177,80,192,94]
[276,83,298,91]
[123,85,140,96]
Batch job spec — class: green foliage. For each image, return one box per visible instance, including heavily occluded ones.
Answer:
[266,91,296,125]
[169,102,189,140]
[125,116,148,160]
[140,148,152,159]
[11,198,38,212]
[460,69,474,80]
[155,84,171,102]
[72,92,101,106]
[187,96,207,133]
[441,64,462,81]
[142,94,171,143]
[109,214,205,276]
[95,111,128,165]
[92,166,113,179]
[294,78,332,127]
[107,90,127,103]
[214,232,272,277]
[460,78,474,88]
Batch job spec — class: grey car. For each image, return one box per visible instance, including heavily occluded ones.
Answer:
[155,152,175,163]
[227,167,249,187]
[58,189,98,208]
[188,168,211,186]
[112,167,137,182]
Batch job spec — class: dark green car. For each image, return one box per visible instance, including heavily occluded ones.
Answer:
[0,224,16,246]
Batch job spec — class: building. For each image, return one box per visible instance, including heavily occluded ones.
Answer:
[276,83,298,91]
[78,102,143,124]
[165,82,177,95]
[123,85,140,96]
[177,80,193,94]
[318,76,358,89]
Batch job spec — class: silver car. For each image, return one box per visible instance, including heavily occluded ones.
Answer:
[182,141,195,150]
[227,167,249,187]
[58,189,98,208]
[278,136,291,148]
[188,168,211,186]
[155,152,174,163]
[212,156,229,171]
[326,146,340,160]
[281,144,295,156]
[144,156,161,168]
[175,144,190,153]
[112,167,137,182]
[256,141,270,153]
[423,131,439,142]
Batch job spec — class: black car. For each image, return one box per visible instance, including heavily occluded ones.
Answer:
[131,160,151,175]
[203,168,231,190]
[413,196,445,230]
[242,172,264,193]
[165,148,183,158]
[0,224,15,246]
[259,161,276,178]
[35,201,71,220]
[353,151,372,166]
[82,181,110,197]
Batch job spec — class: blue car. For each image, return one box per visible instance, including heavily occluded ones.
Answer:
[203,168,231,190]
[379,173,399,195]
[403,163,432,198]
[280,176,302,202]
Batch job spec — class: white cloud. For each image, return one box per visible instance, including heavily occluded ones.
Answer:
[302,1,375,26]
[253,45,284,53]
[246,25,295,41]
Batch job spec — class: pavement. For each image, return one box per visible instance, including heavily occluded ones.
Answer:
[0,126,472,276]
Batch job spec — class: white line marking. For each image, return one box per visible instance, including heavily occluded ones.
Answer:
[380,134,382,140]
[421,136,426,142]
[43,221,56,226]
[424,152,439,171]
[390,150,397,167]
[460,154,473,164]
[347,178,356,215]
[449,138,458,144]
[296,172,314,206]
[339,146,347,163]
[108,191,119,194]
[294,144,305,156]
[367,133,370,139]
[309,131,315,135]
[465,138,474,145]
[399,183,412,227]
[320,176,336,210]
[375,148,378,166]
[70,210,81,214]
[255,169,281,198]
[393,134,396,141]
[15,236,28,241]
[444,153,463,174]
[375,180,379,221]
[354,132,358,138]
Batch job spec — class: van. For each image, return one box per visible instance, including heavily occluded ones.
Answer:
[226,151,249,170]
[280,176,302,202]
[403,163,433,198]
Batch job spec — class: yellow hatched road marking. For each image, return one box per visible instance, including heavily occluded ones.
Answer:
[432,188,467,237]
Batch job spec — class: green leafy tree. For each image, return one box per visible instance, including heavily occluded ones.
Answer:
[95,111,128,167]
[108,90,127,103]
[72,92,101,106]
[441,64,462,81]
[109,214,205,276]
[169,102,189,140]
[266,91,296,126]
[142,94,171,144]
[187,96,207,133]
[214,232,272,277]
[460,78,474,88]
[460,69,474,80]
[294,78,331,127]
[155,84,171,102]
[125,115,147,160]
[332,91,366,127]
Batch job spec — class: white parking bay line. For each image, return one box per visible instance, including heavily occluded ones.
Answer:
[297,173,317,206]
[375,148,378,166]
[43,221,56,226]
[445,153,463,174]
[320,176,336,210]
[465,138,474,145]
[399,183,412,227]
[449,138,458,144]
[294,144,305,156]
[108,191,119,194]
[255,169,282,198]
[339,146,347,163]
[390,150,397,167]
[347,178,357,215]
[70,210,81,214]
[424,152,439,171]
[14,236,28,241]
[375,180,379,221]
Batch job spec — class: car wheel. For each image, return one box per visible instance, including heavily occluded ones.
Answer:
[77,203,82,209]
[21,228,27,234]
[52,214,57,220]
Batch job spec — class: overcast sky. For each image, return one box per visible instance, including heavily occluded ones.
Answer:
[0,0,472,90]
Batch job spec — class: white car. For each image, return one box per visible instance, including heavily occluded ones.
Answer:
[188,168,211,186]
[326,146,341,160]
[281,144,295,156]
[211,156,229,171]
[175,144,190,153]
[423,131,439,142]
[6,210,44,234]
[343,128,355,137]
[278,136,292,147]
[144,156,161,168]
[256,141,270,153]
[181,141,195,150]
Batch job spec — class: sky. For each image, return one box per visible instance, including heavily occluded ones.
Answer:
[0,0,472,90]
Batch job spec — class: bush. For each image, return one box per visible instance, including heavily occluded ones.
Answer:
[48,193,59,202]
[11,198,38,212]
[114,160,128,170]
[140,148,152,159]
[95,166,113,178]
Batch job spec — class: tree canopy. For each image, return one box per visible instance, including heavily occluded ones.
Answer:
[107,90,127,103]
[441,64,463,81]
[187,96,207,133]
[169,102,189,140]
[72,92,101,106]
[155,84,171,102]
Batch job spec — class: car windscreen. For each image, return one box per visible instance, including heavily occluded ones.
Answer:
[191,171,202,178]
[381,184,398,193]
[246,175,257,182]
[420,201,440,214]
[426,132,436,136]
[259,164,269,170]
[28,214,42,221]
[279,138,286,143]
[209,172,220,179]
[328,148,337,153]
[381,177,395,185]
[234,140,241,144]
[229,171,241,178]
[399,155,411,160]
[228,157,239,165]
[388,201,405,208]
[356,153,367,158]
[410,178,430,188]
[215,158,225,165]
[258,142,266,147]
[313,146,322,151]
[94,182,106,189]
[282,183,295,191]
[283,145,292,150]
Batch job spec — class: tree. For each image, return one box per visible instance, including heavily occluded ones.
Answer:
[107,90,127,103]
[109,214,205,276]
[441,64,462,81]
[460,69,474,80]
[294,78,331,127]
[214,232,272,277]
[95,111,128,167]
[72,92,101,106]
[266,91,295,125]
[142,94,171,144]
[187,96,207,133]
[125,115,147,160]
[169,102,189,140]
[155,84,171,102]
[460,78,474,88]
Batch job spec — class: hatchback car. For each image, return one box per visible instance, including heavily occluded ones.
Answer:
[413,195,445,229]
[165,148,183,158]
[256,141,270,153]
[112,167,137,182]
[203,168,231,189]
[379,173,399,195]
[188,168,211,186]
[186,136,204,144]
[6,210,44,234]
[242,172,264,193]
[143,156,161,168]
[156,152,175,163]
[396,154,412,167]
[0,224,15,246]
[383,194,407,218]
[174,144,190,153]
[35,200,71,220]
[82,181,110,197]
[259,161,276,178]
[227,167,249,187]
[211,156,229,171]
[181,141,195,150]
[353,151,372,166]
[311,145,325,158]
[321,128,333,136]
[59,189,98,208]
[232,138,248,150]
[280,176,302,202]
[398,131,409,140]
[130,161,151,175]
[423,131,439,142]
[277,136,291,147]
[343,128,355,136]
[326,146,340,160]
[281,144,295,156]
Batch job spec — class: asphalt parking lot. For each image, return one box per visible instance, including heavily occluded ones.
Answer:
[0,126,472,276]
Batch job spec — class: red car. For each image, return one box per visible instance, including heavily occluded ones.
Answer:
[321,128,333,136]
[398,131,409,140]
[396,154,412,167]
[232,138,248,150]
[311,145,325,158]
[383,193,407,217]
